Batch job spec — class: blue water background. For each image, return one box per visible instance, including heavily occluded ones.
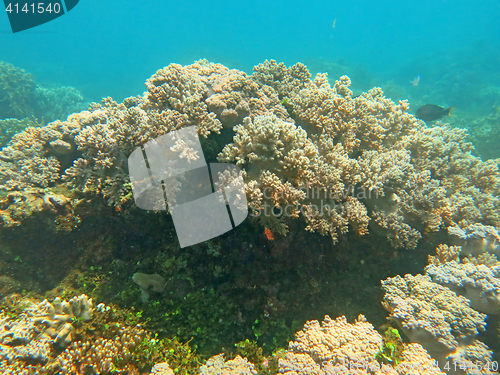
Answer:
[1,0,499,110]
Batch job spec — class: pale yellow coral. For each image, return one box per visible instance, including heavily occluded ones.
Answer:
[428,244,461,266]
[200,354,257,375]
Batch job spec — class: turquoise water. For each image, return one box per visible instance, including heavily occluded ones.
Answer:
[2,0,500,104]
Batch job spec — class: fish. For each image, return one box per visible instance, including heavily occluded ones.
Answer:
[410,75,420,86]
[415,104,455,122]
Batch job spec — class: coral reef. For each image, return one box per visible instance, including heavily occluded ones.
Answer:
[1,59,499,250]
[4,58,500,375]
[0,61,87,123]
[0,62,36,119]
[202,315,447,375]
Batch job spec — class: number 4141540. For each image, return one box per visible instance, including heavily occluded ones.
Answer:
[442,361,499,372]
[5,2,62,14]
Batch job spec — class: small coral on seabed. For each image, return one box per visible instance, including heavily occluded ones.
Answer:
[0,294,147,374]
[200,354,257,375]
[381,273,496,375]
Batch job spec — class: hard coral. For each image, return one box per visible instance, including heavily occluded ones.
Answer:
[1,60,499,250]
[0,295,148,375]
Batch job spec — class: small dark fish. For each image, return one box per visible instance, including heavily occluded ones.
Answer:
[415,104,455,122]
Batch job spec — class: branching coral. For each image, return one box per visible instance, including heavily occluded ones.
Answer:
[428,244,461,266]
[145,59,288,131]
[1,60,499,250]
[221,63,495,247]
[252,59,311,100]
[372,211,422,249]
[0,111,89,226]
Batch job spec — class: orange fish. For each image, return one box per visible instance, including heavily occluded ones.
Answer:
[264,228,274,241]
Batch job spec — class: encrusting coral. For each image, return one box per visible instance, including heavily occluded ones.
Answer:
[1,59,499,250]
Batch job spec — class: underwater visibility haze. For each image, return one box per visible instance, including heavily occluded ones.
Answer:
[0,1,500,374]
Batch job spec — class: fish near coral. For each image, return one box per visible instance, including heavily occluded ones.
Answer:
[415,104,454,122]
[264,228,274,241]
[409,75,420,86]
